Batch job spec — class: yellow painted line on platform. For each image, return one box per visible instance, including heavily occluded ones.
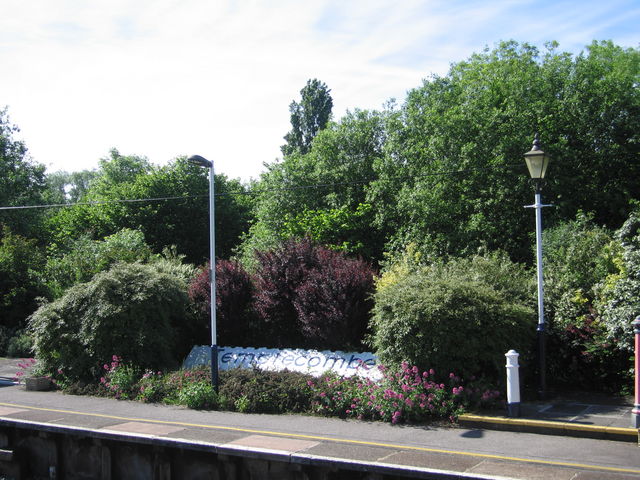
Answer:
[1,401,639,476]
[459,414,638,438]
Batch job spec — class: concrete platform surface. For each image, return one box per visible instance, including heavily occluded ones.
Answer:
[0,380,638,480]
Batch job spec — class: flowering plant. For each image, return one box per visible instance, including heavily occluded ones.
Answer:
[308,362,502,424]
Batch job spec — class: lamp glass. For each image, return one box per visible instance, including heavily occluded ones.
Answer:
[524,151,549,180]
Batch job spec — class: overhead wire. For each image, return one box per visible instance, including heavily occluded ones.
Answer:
[0,162,525,211]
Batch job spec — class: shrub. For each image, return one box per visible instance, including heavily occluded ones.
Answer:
[177,381,218,409]
[308,363,502,423]
[29,262,190,382]
[369,250,535,383]
[188,260,256,347]
[541,213,630,391]
[253,238,375,349]
[601,209,640,354]
[218,368,311,413]
[100,355,141,400]
[6,329,33,358]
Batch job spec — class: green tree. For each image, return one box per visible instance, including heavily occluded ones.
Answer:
[541,213,629,391]
[369,40,640,262]
[241,109,387,265]
[43,170,98,205]
[0,107,46,239]
[44,228,154,298]
[47,154,254,264]
[0,226,46,331]
[281,79,333,156]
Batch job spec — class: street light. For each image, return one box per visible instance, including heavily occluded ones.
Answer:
[523,134,551,400]
[188,154,218,391]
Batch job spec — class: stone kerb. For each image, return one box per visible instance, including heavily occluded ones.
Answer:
[183,346,382,381]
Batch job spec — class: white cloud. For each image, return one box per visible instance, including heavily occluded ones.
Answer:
[0,0,638,181]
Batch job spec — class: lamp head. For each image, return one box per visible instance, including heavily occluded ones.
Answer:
[188,155,213,168]
[523,134,550,181]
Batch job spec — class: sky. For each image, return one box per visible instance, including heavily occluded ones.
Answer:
[1,0,639,182]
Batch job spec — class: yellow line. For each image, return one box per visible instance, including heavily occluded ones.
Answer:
[460,414,638,437]
[1,401,639,475]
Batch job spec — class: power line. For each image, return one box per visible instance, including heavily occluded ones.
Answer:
[0,162,524,211]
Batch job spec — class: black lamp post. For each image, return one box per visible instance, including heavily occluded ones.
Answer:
[524,134,551,400]
[188,154,218,392]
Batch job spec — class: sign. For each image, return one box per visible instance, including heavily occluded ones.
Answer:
[183,346,381,380]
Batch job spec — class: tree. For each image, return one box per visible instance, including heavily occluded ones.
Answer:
[0,226,46,331]
[281,79,333,156]
[46,155,254,264]
[0,107,46,239]
[240,109,387,265]
[44,228,153,298]
[43,170,98,205]
[369,40,640,262]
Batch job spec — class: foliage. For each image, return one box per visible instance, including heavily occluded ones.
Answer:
[543,213,619,327]
[99,355,141,400]
[240,109,387,266]
[0,226,47,330]
[42,169,98,205]
[540,213,630,391]
[188,260,257,347]
[281,203,378,257]
[281,79,333,156]
[29,262,191,382]
[601,208,640,353]
[253,238,375,349]
[0,107,47,239]
[6,329,33,358]
[44,228,153,298]
[369,40,640,262]
[308,363,502,423]
[46,153,253,264]
[218,368,311,414]
[73,361,502,424]
[177,381,219,409]
[369,250,535,382]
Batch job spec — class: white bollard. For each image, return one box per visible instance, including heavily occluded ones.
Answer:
[505,350,521,417]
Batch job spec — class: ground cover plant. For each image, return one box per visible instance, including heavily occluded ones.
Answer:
[41,356,503,425]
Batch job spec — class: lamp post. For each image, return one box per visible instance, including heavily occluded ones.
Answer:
[523,134,551,400]
[188,154,218,391]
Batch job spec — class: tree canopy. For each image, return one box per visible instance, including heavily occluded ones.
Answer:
[281,79,334,156]
[0,107,46,239]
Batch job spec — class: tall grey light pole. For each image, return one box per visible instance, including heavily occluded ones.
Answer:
[523,134,551,400]
[188,154,218,391]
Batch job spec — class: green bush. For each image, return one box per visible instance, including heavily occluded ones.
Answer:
[177,381,218,409]
[6,330,33,358]
[218,368,312,413]
[29,262,191,382]
[541,213,630,392]
[369,250,535,382]
[601,209,640,354]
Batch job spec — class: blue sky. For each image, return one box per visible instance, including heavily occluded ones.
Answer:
[1,0,638,181]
